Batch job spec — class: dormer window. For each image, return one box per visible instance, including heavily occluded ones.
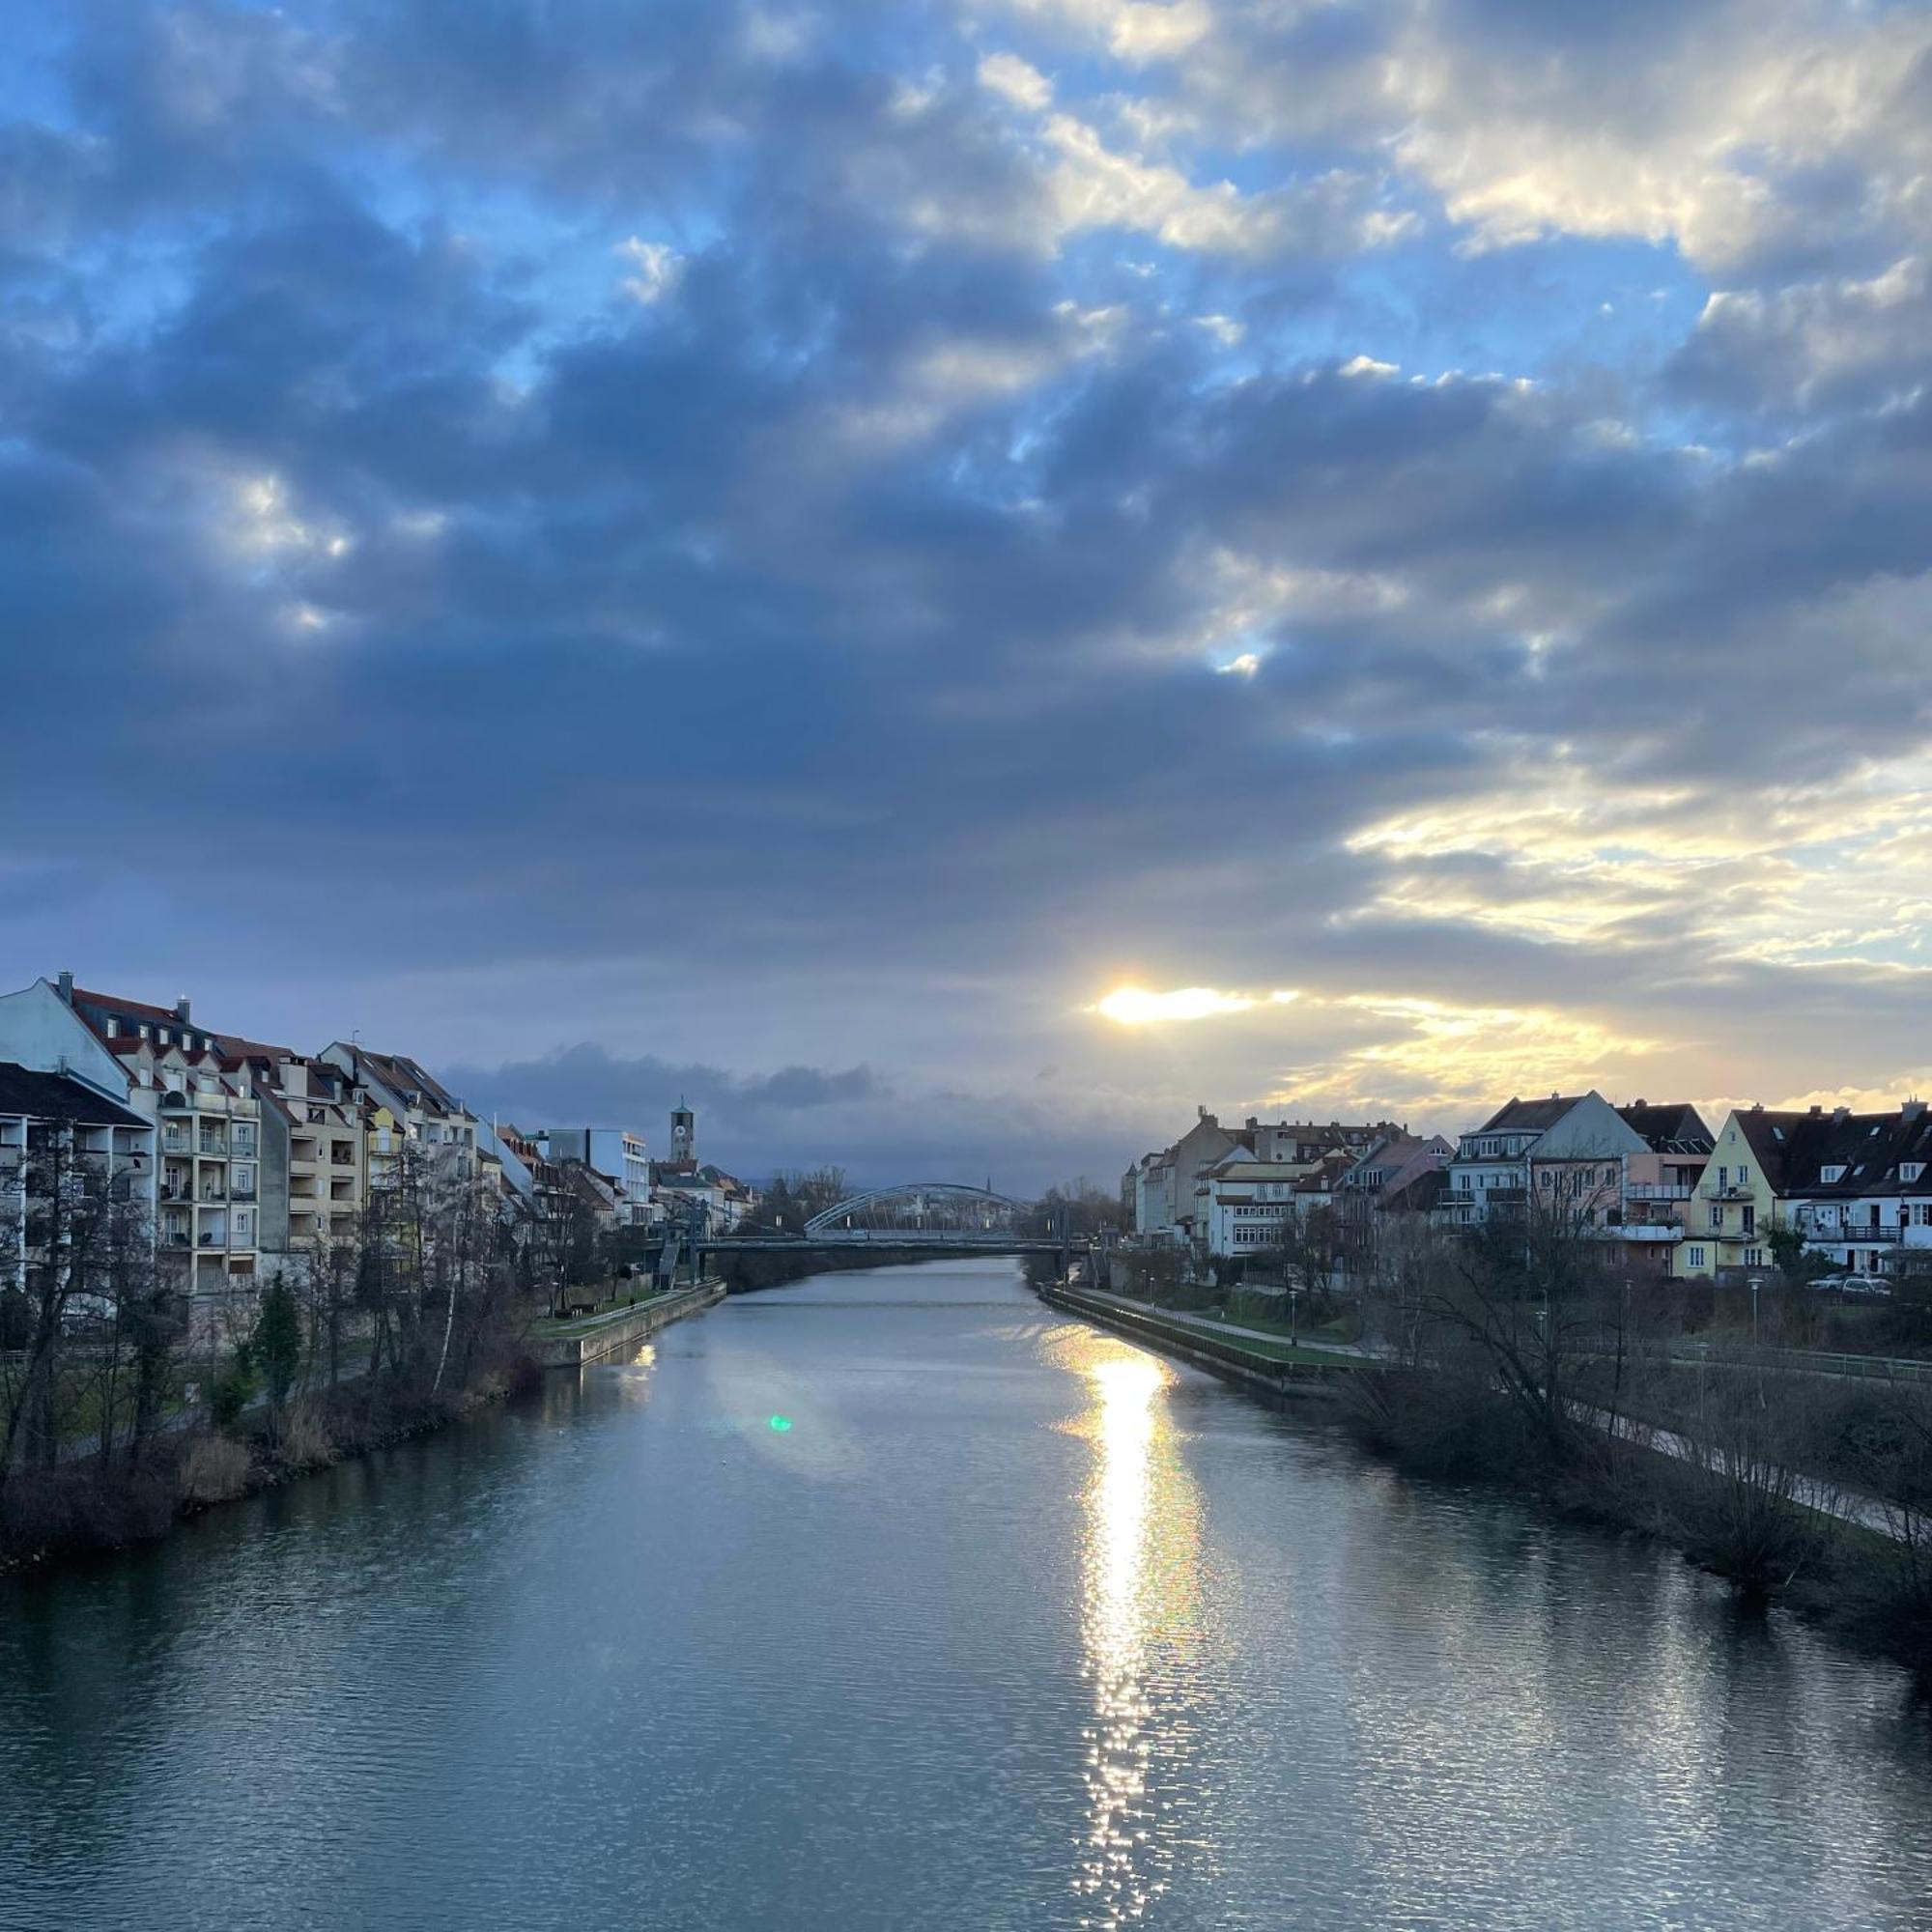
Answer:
[1820,1164,1845,1183]
[1903,1163,1925,1184]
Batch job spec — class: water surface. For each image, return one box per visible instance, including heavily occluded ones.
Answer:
[3,1259,1929,1929]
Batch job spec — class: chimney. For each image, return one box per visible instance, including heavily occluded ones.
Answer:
[56,971,73,1005]
[1245,1117,1258,1130]
[1198,1105,1208,1122]
[1809,1104,1823,1117]
[1633,1098,1647,1109]
[1832,1106,1850,1124]
[175,996,191,1023]
[1904,1098,1927,1122]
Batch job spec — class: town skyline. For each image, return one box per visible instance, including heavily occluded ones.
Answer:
[1,961,1923,1196]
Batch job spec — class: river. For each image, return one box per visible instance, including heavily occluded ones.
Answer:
[3,1259,1930,1930]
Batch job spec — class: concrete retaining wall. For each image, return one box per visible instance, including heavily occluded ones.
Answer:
[1038,1283,1343,1406]
[531,1280,725,1368]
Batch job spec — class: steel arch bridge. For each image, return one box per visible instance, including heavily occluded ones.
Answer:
[802,1182,1030,1245]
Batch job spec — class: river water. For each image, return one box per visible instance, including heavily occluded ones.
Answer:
[3,1259,1930,1930]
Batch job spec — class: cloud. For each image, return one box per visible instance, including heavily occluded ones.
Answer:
[0,0,1928,1184]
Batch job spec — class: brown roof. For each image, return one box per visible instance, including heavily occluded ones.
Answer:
[1735,1104,1932,1198]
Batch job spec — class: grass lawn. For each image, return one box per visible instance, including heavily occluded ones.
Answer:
[530,1284,680,1336]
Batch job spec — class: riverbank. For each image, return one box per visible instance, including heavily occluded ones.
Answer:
[1038,1277,1932,1679]
[528,1281,724,1365]
[1039,1281,1357,1400]
[0,1329,541,1577]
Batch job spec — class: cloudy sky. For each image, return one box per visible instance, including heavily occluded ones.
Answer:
[4,0,1930,1189]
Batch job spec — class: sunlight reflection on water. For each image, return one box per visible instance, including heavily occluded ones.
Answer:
[1054,1334,1204,1928]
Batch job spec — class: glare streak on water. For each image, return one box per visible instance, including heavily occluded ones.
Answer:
[2,1259,1930,1931]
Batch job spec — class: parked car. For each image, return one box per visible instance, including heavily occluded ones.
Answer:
[1814,1272,1891,1299]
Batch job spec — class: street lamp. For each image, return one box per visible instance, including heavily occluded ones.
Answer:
[1289,1283,1300,1349]
[1749,1273,1762,1344]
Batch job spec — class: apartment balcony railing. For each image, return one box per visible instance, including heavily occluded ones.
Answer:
[229,1183,256,1202]
[162,1231,190,1248]
[161,1132,189,1153]
[197,1233,222,1247]
[1809,1222,1902,1243]
[198,1189,226,1203]
[1627,1184,1694,1202]
[197,1140,227,1157]
[1707,1184,1754,1202]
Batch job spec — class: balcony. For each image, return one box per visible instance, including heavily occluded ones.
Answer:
[1627,1183,1693,1203]
[1708,1184,1754,1202]
[1812,1223,1902,1244]
[229,1183,256,1202]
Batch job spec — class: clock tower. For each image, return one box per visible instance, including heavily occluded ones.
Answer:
[669,1098,696,1170]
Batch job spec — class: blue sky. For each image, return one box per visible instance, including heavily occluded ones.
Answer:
[3,0,1930,1187]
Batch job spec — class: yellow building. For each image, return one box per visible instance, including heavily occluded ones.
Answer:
[1674,1108,1783,1277]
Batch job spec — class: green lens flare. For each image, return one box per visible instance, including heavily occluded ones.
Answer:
[768,1414,793,1433]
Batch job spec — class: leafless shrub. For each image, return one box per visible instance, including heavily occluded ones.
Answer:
[1659,1355,1836,1601]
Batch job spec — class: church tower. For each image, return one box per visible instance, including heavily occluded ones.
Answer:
[669,1097,696,1170]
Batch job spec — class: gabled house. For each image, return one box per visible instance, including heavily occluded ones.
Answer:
[1445,1094,1635,1228]
[1673,1101,1932,1279]
[1446,1091,1709,1270]
[319,1042,482,1191]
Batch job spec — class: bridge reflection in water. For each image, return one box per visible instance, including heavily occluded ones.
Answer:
[1055,1331,1203,1928]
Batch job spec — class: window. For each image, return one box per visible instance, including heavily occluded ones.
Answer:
[1742,1207,1755,1236]
[1745,1248,1764,1267]
[1710,1207,1722,1232]
[1688,1247,1705,1266]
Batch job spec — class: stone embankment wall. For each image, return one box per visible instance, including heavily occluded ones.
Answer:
[531,1281,725,1368]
